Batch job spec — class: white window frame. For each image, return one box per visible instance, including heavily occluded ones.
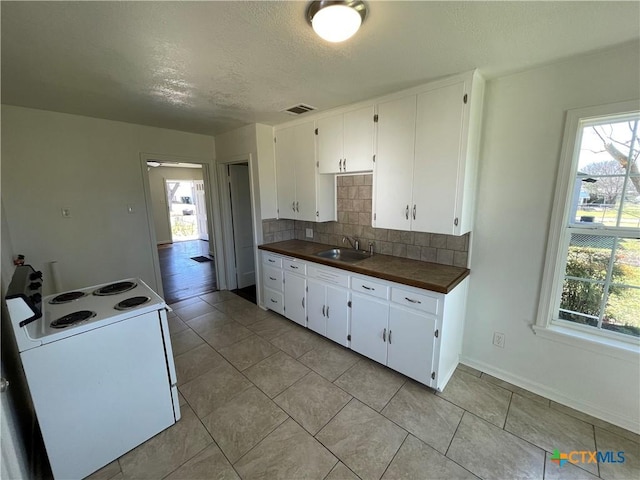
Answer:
[535,100,640,359]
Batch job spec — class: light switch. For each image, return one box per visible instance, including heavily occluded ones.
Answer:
[61,208,72,218]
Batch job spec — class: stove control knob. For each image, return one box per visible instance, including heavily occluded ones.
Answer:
[30,293,42,304]
[29,271,43,281]
[28,282,42,290]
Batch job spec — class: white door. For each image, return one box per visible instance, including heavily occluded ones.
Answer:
[229,164,255,289]
[275,126,297,219]
[325,285,350,347]
[293,122,317,222]
[284,272,306,326]
[350,293,389,364]
[412,81,466,234]
[387,305,437,386]
[374,95,417,231]
[307,279,326,336]
[317,113,344,174]
[343,105,375,173]
[193,180,208,241]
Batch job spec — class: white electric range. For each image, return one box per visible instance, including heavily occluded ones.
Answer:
[5,266,180,479]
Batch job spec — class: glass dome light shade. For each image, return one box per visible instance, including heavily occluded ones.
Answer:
[311,4,362,43]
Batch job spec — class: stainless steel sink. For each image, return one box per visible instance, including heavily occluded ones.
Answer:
[315,248,371,264]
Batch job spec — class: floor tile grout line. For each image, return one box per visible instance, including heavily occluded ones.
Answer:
[378,430,409,480]
[229,414,292,468]
[501,391,514,430]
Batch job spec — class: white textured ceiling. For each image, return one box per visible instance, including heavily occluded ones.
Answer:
[2,1,639,136]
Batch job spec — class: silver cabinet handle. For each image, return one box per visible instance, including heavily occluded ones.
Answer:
[302,297,305,308]
[405,297,422,304]
[270,298,278,303]
[412,204,416,220]
[290,265,298,269]
[362,284,374,291]
[344,158,346,170]
[326,306,330,318]
[389,330,392,344]
[268,259,275,263]
[296,201,299,212]
[405,205,409,219]
[292,201,296,211]
[383,328,387,342]
[322,305,325,316]
[339,159,342,171]
[269,276,276,281]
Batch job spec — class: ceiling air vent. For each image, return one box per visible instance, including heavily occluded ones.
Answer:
[282,104,316,115]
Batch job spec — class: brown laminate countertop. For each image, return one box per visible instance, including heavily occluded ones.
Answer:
[258,240,469,294]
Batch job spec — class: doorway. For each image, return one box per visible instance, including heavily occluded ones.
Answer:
[145,160,218,304]
[223,162,257,303]
[164,179,204,242]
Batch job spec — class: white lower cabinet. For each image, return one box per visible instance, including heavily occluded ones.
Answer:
[307,279,350,347]
[350,293,389,365]
[260,250,467,391]
[387,305,437,386]
[284,271,306,327]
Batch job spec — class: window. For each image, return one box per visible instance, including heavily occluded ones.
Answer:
[538,101,640,344]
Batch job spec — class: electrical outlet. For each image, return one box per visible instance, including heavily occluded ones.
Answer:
[305,228,313,238]
[493,332,505,348]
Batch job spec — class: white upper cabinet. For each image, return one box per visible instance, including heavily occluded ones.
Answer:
[275,121,335,222]
[374,71,484,235]
[373,95,417,231]
[317,105,375,174]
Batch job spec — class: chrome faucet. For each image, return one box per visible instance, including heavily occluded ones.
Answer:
[342,235,360,251]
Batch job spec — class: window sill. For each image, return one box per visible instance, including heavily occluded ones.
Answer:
[532,324,639,363]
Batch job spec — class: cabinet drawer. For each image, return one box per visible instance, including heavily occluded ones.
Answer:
[351,276,389,300]
[263,253,283,268]
[262,266,283,292]
[391,287,440,315]
[283,259,307,275]
[263,287,284,315]
[307,265,349,287]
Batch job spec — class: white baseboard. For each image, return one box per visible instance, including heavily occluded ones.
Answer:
[459,355,640,435]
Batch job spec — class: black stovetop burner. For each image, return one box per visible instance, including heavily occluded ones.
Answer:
[49,291,86,304]
[114,296,150,311]
[93,281,137,296]
[50,310,96,329]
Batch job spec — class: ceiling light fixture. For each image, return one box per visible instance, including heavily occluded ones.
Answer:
[306,1,367,43]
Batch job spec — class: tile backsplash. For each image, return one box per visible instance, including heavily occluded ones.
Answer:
[262,174,469,268]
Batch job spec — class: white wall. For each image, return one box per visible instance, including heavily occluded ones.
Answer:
[1,105,215,295]
[463,42,640,432]
[148,166,203,244]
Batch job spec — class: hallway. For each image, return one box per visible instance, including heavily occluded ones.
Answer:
[158,240,217,304]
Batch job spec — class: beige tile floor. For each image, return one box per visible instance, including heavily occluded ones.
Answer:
[88,293,640,480]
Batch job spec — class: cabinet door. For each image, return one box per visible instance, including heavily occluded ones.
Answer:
[275,126,297,219]
[284,271,306,327]
[306,279,326,336]
[343,105,374,173]
[325,285,349,347]
[317,114,343,174]
[412,81,465,234]
[374,95,416,231]
[387,305,437,387]
[293,122,318,222]
[350,293,389,364]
